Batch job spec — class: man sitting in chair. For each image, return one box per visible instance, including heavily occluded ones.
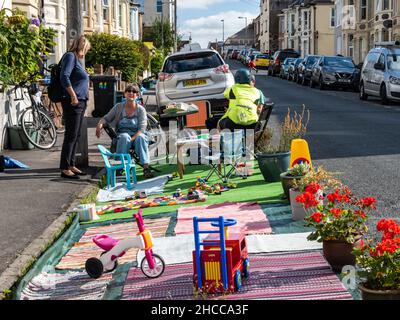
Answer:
[95,84,154,179]
[217,69,266,131]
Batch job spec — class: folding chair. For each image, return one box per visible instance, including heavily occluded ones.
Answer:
[204,130,245,183]
[98,144,137,190]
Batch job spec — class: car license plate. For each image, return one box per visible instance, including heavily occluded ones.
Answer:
[184,79,207,87]
[338,79,351,83]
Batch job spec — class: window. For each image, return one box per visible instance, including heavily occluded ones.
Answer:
[157,0,162,14]
[290,14,295,36]
[103,8,109,21]
[382,28,389,41]
[303,11,309,30]
[330,8,336,27]
[383,0,390,10]
[119,4,122,27]
[163,52,223,73]
[360,0,367,20]
[83,0,89,14]
[348,34,354,57]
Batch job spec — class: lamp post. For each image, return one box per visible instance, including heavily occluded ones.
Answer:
[238,16,248,48]
[221,19,225,55]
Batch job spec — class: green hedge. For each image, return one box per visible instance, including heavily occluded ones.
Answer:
[86,32,149,83]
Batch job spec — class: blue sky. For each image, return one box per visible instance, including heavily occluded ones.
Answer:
[177,0,260,48]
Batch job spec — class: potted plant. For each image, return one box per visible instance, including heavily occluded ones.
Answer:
[289,166,341,221]
[353,219,400,300]
[280,162,311,202]
[295,185,377,272]
[255,106,309,182]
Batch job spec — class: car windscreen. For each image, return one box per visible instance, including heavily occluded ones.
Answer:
[387,54,400,71]
[284,58,295,64]
[324,57,355,68]
[280,52,299,60]
[307,56,319,66]
[256,54,269,59]
[163,52,223,73]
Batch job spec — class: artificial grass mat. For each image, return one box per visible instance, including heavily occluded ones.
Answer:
[85,162,285,224]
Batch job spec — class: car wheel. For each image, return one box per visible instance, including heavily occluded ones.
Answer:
[359,82,368,100]
[380,83,389,105]
[318,76,325,90]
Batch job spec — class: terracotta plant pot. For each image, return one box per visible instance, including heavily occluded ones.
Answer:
[359,284,400,300]
[323,239,360,272]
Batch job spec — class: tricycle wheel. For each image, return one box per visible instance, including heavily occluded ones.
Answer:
[242,258,250,278]
[141,253,165,278]
[100,251,118,273]
[85,257,104,279]
[234,269,242,291]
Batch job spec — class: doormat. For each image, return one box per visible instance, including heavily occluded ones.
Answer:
[175,202,272,235]
[20,271,112,300]
[121,251,352,300]
[56,217,171,270]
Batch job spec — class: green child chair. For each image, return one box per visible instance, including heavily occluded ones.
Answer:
[98,144,137,190]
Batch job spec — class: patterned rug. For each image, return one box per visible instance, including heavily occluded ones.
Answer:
[121,251,352,300]
[175,202,272,235]
[20,271,112,300]
[56,217,171,270]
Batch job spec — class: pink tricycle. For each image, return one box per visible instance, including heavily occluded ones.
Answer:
[85,209,165,279]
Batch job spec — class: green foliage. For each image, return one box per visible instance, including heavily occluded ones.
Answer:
[150,49,165,74]
[85,32,148,82]
[143,18,175,55]
[0,8,56,86]
[286,163,311,177]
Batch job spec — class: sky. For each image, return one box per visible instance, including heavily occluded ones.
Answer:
[177,0,260,48]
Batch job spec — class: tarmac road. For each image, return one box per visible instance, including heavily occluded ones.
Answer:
[230,60,400,228]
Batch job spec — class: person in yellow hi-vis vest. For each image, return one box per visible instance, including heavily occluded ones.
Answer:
[218,68,265,131]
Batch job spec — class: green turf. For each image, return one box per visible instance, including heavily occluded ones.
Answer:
[84,162,286,224]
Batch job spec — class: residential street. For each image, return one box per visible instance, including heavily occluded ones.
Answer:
[228,59,400,225]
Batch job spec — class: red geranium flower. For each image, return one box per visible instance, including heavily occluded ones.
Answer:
[361,197,377,209]
[305,183,321,195]
[330,208,342,218]
[311,211,324,223]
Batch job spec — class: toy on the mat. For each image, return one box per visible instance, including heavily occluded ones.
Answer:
[134,190,147,199]
[172,171,179,179]
[188,188,202,200]
[227,182,237,189]
[213,184,221,195]
[192,216,249,294]
[85,209,165,279]
[195,176,213,193]
[173,188,182,198]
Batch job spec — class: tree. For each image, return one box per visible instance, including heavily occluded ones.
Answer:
[143,18,175,54]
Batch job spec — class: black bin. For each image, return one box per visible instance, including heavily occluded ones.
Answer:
[90,75,118,117]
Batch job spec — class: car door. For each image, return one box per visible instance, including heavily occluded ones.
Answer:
[370,53,385,95]
[363,52,379,93]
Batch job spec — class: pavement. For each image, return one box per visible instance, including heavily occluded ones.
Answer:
[0,91,158,298]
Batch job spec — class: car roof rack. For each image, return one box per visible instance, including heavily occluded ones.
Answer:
[374,41,400,48]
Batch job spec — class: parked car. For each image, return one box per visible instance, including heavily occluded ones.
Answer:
[231,49,240,60]
[280,58,296,79]
[309,55,361,91]
[156,49,235,114]
[297,55,321,85]
[238,49,247,63]
[246,51,261,66]
[253,53,271,69]
[268,49,300,76]
[288,58,304,82]
[224,49,233,60]
[359,44,400,104]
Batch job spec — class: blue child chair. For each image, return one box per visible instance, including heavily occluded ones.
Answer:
[98,145,137,190]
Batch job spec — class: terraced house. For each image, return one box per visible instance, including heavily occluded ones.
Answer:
[278,0,335,57]
[336,0,400,64]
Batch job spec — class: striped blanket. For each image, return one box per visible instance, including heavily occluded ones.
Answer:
[56,217,171,270]
[121,251,353,300]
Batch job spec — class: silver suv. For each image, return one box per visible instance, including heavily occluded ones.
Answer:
[155,49,234,110]
[359,43,400,104]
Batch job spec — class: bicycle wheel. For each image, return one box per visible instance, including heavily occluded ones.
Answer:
[21,107,57,149]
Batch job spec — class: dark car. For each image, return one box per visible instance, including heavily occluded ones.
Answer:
[231,49,240,60]
[288,58,304,82]
[268,49,300,76]
[280,58,296,79]
[309,56,361,91]
[297,55,321,85]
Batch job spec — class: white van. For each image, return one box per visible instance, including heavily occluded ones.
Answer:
[359,42,400,104]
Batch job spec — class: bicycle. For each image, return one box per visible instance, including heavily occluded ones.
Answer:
[10,76,57,150]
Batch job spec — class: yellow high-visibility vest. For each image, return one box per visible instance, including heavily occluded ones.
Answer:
[221,84,260,125]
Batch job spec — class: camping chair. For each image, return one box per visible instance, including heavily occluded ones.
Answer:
[98,144,137,190]
[203,130,245,183]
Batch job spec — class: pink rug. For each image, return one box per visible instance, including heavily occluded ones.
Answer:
[121,251,353,300]
[175,202,272,235]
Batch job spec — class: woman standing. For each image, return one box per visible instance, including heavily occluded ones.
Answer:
[59,35,91,179]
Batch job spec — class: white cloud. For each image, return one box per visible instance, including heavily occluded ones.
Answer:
[180,10,258,48]
[178,0,239,10]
